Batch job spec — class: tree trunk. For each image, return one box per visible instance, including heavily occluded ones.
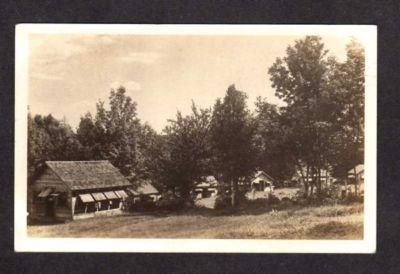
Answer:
[231,179,238,207]
[316,168,322,198]
[304,181,309,198]
[297,163,309,198]
[354,166,358,197]
[309,167,315,198]
[181,187,194,207]
[304,166,310,198]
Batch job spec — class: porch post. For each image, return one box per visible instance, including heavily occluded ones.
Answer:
[69,191,76,219]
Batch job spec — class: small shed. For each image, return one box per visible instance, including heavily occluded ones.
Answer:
[347,164,365,194]
[28,161,131,221]
[348,164,364,182]
[251,171,275,192]
[128,179,160,203]
[194,176,218,198]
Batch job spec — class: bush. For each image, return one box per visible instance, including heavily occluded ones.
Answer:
[214,194,231,209]
[342,193,364,204]
[267,193,281,205]
[281,197,294,207]
[125,195,158,212]
[156,193,186,210]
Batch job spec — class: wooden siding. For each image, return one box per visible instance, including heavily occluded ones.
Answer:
[32,167,68,192]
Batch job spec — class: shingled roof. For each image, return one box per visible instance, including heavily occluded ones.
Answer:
[45,161,131,190]
[129,179,159,195]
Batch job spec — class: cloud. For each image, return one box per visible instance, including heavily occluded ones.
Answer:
[110,80,141,92]
[30,71,63,81]
[118,52,163,64]
[30,36,86,67]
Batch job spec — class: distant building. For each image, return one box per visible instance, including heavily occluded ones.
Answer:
[194,176,218,198]
[348,164,364,183]
[347,164,365,194]
[28,161,131,221]
[128,179,160,203]
[251,171,275,192]
[291,167,334,187]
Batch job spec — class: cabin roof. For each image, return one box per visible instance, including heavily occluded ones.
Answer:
[196,176,218,188]
[45,161,131,190]
[129,179,159,195]
[348,164,364,175]
[254,170,274,182]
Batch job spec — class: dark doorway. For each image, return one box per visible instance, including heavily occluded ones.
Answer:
[45,197,55,217]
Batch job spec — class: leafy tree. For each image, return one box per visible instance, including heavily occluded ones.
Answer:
[210,85,257,206]
[135,123,163,181]
[76,87,140,178]
[28,111,45,182]
[253,97,295,183]
[327,39,365,194]
[268,36,341,197]
[146,103,212,204]
[28,112,83,182]
[76,112,98,159]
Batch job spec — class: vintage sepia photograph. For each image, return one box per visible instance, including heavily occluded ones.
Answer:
[15,25,376,253]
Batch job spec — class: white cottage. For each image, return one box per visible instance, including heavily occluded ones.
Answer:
[251,171,275,192]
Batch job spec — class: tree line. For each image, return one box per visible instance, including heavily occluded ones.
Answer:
[28,36,365,206]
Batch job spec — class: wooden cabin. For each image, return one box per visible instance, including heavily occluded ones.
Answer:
[128,179,160,203]
[346,164,365,195]
[251,171,275,192]
[28,161,131,221]
[194,176,218,198]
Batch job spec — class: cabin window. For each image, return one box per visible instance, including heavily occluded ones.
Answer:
[92,192,108,211]
[75,194,96,214]
[104,191,121,209]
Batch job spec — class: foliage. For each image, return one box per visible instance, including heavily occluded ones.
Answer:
[76,87,140,177]
[210,85,257,206]
[28,112,83,182]
[138,103,212,204]
[253,97,295,182]
[27,36,365,206]
[214,193,232,210]
[156,192,186,210]
[327,39,365,179]
[267,36,363,198]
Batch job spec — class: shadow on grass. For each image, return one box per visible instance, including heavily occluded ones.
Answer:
[124,199,298,218]
[129,199,364,219]
[28,218,67,226]
[306,221,363,239]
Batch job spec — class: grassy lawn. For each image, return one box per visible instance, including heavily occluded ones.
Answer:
[28,202,363,239]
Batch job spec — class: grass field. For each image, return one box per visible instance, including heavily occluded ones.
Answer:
[28,202,363,239]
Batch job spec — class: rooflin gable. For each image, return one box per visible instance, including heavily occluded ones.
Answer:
[348,164,364,175]
[45,161,131,190]
[129,179,159,195]
[254,170,275,182]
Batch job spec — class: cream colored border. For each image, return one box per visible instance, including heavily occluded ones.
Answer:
[15,24,377,253]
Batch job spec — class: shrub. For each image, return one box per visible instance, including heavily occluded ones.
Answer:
[125,195,158,212]
[156,193,186,210]
[342,193,364,204]
[214,194,231,209]
[267,193,280,205]
[281,197,294,207]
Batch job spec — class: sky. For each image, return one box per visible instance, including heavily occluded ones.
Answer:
[28,34,352,132]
